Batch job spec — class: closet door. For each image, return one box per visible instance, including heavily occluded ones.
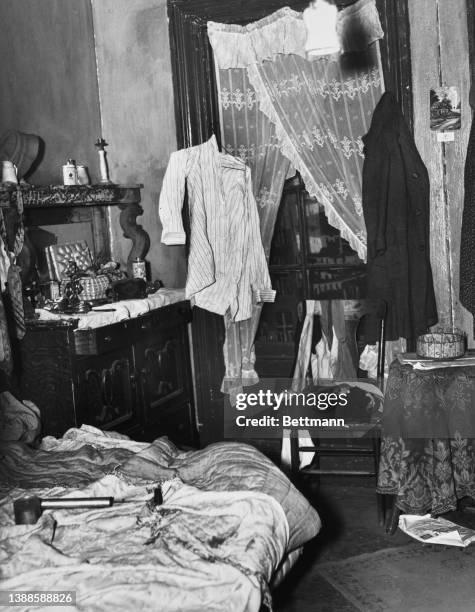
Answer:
[167,0,412,446]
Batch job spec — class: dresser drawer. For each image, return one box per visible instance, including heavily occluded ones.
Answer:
[133,302,192,337]
[74,302,192,355]
[74,319,134,355]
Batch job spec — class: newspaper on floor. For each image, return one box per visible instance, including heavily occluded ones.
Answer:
[399,514,475,547]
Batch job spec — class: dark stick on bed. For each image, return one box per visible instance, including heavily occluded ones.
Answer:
[13,496,114,524]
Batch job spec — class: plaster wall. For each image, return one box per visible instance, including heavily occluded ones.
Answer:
[0,0,186,287]
[0,0,102,184]
[91,0,186,286]
[409,0,474,344]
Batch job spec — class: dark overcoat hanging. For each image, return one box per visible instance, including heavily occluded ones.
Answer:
[362,92,438,341]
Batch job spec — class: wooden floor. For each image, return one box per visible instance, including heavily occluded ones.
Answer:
[272,477,475,611]
[273,478,411,611]
[244,440,475,611]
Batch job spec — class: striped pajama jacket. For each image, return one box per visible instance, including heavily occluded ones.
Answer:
[159,135,274,321]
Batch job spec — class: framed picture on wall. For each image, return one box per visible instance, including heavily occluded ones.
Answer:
[430,86,461,131]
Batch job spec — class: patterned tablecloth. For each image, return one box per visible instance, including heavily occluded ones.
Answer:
[377,359,475,515]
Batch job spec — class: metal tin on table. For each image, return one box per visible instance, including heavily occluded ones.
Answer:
[41,281,60,300]
[132,258,147,280]
[62,159,77,185]
[76,164,90,185]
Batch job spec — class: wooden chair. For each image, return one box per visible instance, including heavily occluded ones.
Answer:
[288,299,386,524]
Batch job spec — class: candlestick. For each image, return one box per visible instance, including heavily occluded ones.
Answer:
[95,137,111,183]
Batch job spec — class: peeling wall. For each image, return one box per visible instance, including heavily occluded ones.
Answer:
[409,0,474,344]
[91,0,186,287]
[0,0,186,288]
[0,0,102,184]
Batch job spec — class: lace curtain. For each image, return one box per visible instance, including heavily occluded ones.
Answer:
[208,0,384,393]
[248,48,383,260]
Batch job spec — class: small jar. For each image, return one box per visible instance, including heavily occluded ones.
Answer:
[76,164,90,185]
[132,257,147,280]
[62,159,77,185]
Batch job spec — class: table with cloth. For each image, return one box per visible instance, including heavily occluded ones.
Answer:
[377,358,475,516]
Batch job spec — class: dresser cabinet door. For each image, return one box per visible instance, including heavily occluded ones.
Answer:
[20,325,77,437]
[136,324,195,446]
[75,346,140,435]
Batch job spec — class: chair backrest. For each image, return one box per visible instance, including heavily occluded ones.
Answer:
[309,299,386,385]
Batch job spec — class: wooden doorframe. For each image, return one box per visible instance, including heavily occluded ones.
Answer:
[167,0,413,445]
[467,0,475,86]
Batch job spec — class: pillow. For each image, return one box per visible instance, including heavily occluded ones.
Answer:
[172,441,321,552]
[0,392,41,444]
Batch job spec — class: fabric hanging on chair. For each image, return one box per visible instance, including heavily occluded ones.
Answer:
[331,301,357,380]
[359,338,406,382]
[208,0,384,395]
[311,329,333,382]
[284,304,318,468]
[291,300,321,392]
[287,299,354,469]
[292,300,357,392]
[285,298,385,467]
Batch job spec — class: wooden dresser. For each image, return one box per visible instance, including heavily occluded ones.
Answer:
[0,184,197,446]
[20,301,197,445]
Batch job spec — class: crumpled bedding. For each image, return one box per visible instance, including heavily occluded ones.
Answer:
[0,392,41,444]
[0,475,288,611]
[0,426,321,611]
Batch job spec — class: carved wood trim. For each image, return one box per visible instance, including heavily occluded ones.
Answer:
[84,357,134,429]
[119,201,151,274]
[1,184,149,283]
[141,338,184,404]
[0,184,144,209]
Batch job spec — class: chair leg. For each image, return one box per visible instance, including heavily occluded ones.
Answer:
[312,437,321,489]
[377,493,385,527]
[385,495,401,535]
[372,437,384,525]
[290,432,300,482]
